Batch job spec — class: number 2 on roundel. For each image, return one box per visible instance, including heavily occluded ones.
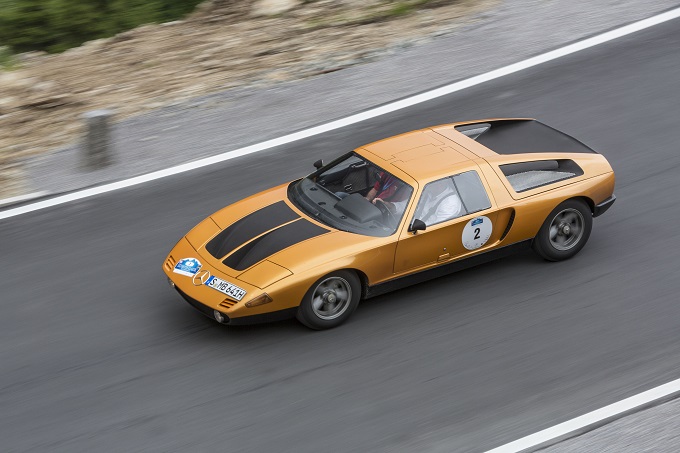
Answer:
[462,216,493,251]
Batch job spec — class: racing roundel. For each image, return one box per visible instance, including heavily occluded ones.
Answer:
[462,216,492,250]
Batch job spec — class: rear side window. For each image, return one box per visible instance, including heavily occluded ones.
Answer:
[412,170,491,227]
[453,171,491,214]
[500,159,583,192]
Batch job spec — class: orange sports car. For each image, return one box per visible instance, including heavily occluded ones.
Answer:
[163,118,615,329]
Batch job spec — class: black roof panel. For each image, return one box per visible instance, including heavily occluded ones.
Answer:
[457,120,596,155]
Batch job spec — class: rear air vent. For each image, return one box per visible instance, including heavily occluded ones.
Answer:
[165,255,176,271]
[500,210,515,241]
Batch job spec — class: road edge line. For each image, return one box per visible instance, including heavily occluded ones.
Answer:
[484,378,680,452]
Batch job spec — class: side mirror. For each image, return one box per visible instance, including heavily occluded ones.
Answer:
[313,159,324,170]
[409,219,426,234]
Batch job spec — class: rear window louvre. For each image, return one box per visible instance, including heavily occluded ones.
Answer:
[455,119,596,155]
[500,159,583,193]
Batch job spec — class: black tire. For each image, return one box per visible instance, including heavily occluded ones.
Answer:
[296,270,361,330]
[532,199,593,261]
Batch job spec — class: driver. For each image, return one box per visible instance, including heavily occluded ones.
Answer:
[366,172,411,219]
[365,172,403,204]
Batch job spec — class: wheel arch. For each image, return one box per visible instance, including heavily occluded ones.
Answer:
[345,268,369,299]
[529,196,593,245]
[572,195,595,215]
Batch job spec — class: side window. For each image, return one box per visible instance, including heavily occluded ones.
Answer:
[413,177,463,227]
[453,171,491,213]
[413,171,491,227]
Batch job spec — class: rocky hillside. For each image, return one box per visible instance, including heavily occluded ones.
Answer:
[0,0,495,197]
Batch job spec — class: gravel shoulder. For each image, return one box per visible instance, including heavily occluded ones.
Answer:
[3,0,678,201]
[542,397,680,452]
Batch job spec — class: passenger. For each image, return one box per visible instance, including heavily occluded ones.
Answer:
[415,179,462,226]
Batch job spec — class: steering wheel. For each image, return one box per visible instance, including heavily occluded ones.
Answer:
[374,199,397,228]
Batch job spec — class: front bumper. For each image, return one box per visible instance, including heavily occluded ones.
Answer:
[593,194,616,217]
[175,286,226,322]
[175,286,296,325]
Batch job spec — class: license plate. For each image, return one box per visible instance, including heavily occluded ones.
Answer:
[205,276,247,301]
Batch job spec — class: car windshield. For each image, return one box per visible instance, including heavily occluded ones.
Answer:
[288,152,413,237]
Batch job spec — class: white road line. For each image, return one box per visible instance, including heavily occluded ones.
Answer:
[485,378,680,452]
[2,7,680,221]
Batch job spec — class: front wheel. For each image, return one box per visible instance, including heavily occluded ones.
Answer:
[533,199,592,261]
[296,270,361,330]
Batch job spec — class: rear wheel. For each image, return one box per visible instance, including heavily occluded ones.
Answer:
[296,270,361,330]
[533,199,592,261]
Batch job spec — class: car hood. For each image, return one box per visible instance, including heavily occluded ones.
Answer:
[185,184,381,287]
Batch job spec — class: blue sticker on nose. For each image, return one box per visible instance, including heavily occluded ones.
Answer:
[173,258,202,277]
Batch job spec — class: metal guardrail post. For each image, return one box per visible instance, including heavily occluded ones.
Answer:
[82,109,113,169]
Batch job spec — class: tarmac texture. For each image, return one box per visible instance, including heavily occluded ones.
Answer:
[2,2,680,452]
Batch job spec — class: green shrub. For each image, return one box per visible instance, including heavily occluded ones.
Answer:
[0,45,19,70]
[0,0,204,54]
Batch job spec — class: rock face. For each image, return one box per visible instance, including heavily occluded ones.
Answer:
[0,0,497,198]
[251,0,301,16]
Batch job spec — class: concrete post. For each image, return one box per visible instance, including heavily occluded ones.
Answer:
[81,110,113,169]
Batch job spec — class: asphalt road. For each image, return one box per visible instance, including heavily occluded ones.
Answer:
[2,18,680,453]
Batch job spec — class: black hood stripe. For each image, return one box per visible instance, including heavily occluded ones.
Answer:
[224,219,329,271]
[206,201,299,259]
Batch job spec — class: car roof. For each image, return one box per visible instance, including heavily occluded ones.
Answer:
[357,128,479,182]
